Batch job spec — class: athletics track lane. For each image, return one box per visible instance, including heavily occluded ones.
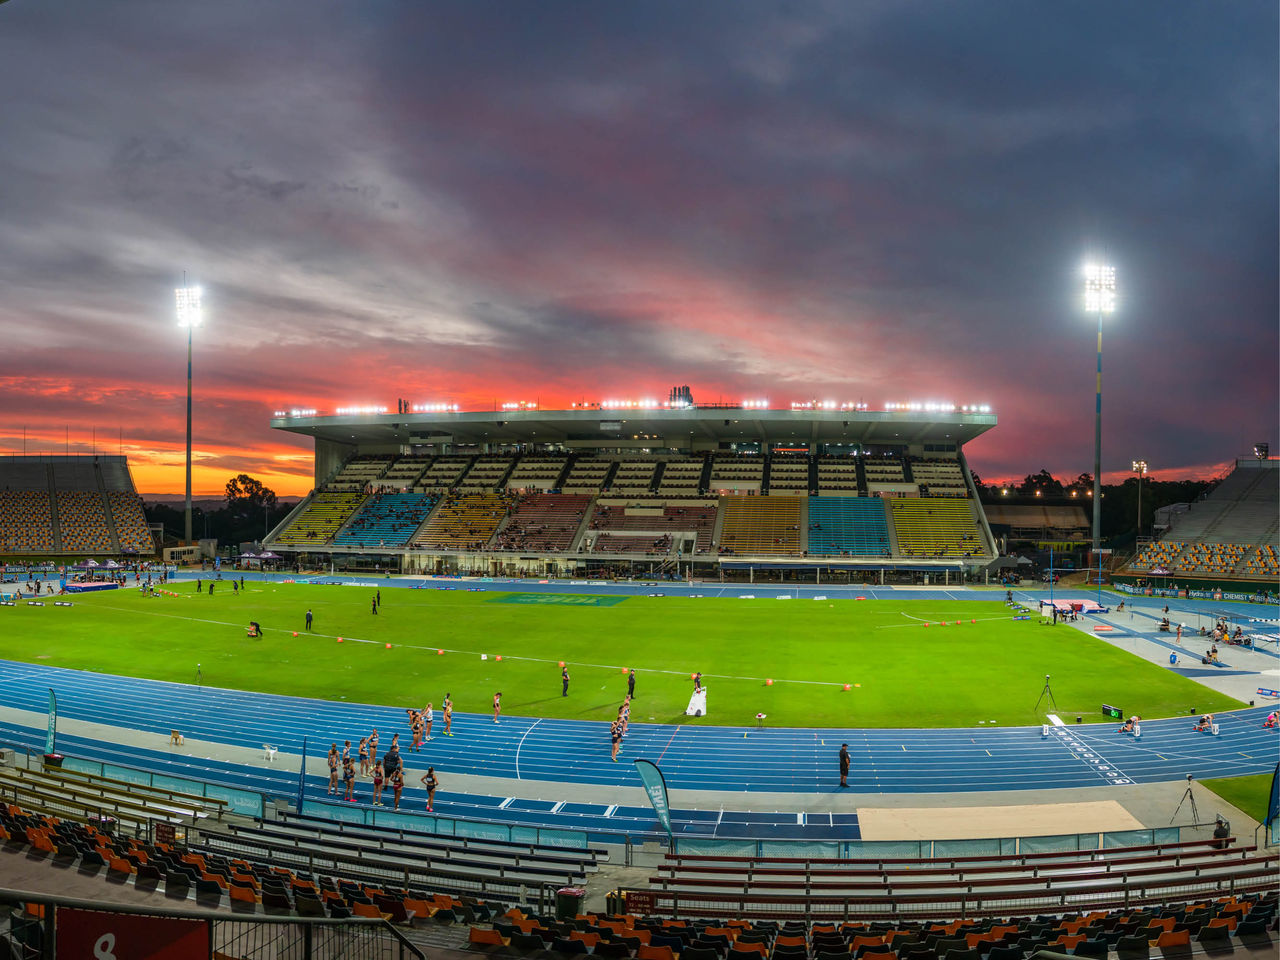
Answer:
[0,659,1273,795]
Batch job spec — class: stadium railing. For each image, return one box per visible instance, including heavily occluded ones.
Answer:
[61,753,266,818]
[0,886,424,959]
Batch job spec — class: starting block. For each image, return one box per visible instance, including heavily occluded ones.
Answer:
[54,602,73,607]
[26,601,44,607]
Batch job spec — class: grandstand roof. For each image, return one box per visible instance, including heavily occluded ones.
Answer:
[271,407,998,448]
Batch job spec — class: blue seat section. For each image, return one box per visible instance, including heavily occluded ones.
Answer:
[332,492,439,548]
[807,497,890,556]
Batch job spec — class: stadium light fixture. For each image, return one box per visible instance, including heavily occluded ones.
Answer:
[1082,260,1116,556]
[1132,459,1148,539]
[175,283,204,544]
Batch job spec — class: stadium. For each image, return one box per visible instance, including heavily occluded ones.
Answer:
[0,391,1275,958]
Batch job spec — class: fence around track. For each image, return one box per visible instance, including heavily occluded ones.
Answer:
[56,753,266,818]
[670,826,1184,859]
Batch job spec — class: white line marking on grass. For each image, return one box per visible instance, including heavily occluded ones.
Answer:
[514,718,542,781]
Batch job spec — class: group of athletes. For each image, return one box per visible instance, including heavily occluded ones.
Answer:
[325,707,447,812]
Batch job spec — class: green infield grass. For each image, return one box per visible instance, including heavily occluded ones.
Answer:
[1200,773,1275,824]
[0,583,1241,728]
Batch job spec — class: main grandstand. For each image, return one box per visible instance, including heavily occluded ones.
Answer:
[265,398,999,578]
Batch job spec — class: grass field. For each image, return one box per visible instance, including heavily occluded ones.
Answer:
[1,582,1242,728]
[1201,773,1275,824]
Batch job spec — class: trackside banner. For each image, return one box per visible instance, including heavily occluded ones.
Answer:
[634,759,674,845]
[45,689,56,755]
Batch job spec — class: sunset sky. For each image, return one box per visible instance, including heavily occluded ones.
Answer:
[1,2,1275,497]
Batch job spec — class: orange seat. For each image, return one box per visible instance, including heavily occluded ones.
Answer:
[734,943,767,958]
[352,902,387,920]
[852,936,886,952]
[1050,935,1084,950]
[1207,917,1237,932]
[1146,918,1175,935]
[1154,930,1190,950]
[229,884,259,905]
[470,927,506,947]
[1057,920,1087,936]
[638,945,676,960]
[570,932,600,947]
[776,935,807,948]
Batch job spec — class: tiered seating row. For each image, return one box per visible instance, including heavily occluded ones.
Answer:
[1244,545,1278,577]
[411,493,514,550]
[1130,542,1186,572]
[817,458,861,497]
[719,497,802,556]
[507,457,569,491]
[327,455,394,491]
[56,490,113,553]
[106,490,154,554]
[459,457,513,491]
[640,843,1279,921]
[586,501,718,555]
[331,492,440,548]
[418,456,473,492]
[492,494,592,552]
[911,459,967,498]
[710,456,764,494]
[1175,542,1247,575]
[890,499,986,559]
[563,459,613,494]
[807,498,890,556]
[0,491,54,553]
[768,459,809,495]
[274,492,368,546]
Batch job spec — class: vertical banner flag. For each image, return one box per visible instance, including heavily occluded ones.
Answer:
[1266,762,1279,845]
[296,736,308,812]
[634,759,674,845]
[45,689,57,755]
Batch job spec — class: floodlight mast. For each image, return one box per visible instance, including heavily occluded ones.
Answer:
[1132,459,1148,539]
[1083,263,1116,557]
[176,283,204,545]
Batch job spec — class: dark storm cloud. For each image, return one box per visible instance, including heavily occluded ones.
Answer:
[0,0,1273,491]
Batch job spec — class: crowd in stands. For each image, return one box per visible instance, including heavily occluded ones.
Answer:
[492,494,592,552]
[56,490,114,553]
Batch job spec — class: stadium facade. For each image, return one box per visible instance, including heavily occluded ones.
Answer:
[264,401,1002,580]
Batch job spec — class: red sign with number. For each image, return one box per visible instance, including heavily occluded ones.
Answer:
[57,907,209,960]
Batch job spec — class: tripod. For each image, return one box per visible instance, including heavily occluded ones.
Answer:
[1171,778,1201,825]
[1034,674,1058,714]
[195,664,203,689]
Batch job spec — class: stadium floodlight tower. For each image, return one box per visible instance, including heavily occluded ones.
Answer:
[1082,262,1116,556]
[175,282,204,545]
[1132,459,1148,539]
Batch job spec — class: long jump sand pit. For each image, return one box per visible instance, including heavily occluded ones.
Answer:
[857,800,1143,841]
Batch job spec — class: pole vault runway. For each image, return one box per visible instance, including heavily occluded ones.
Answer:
[0,658,1273,795]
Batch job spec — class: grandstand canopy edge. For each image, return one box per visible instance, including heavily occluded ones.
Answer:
[272,408,998,485]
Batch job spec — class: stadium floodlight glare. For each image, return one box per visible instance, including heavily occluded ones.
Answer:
[175,283,205,544]
[1082,263,1116,314]
[1082,260,1117,555]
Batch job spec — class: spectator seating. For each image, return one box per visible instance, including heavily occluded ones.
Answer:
[274,492,369,546]
[56,491,113,553]
[817,457,861,496]
[0,801,497,924]
[864,457,906,485]
[890,498,986,558]
[641,842,1279,920]
[491,495,592,552]
[562,458,613,494]
[658,459,705,496]
[586,501,718,555]
[459,457,515,492]
[198,809,602,904]
[381,455,434,487]
[768,458,810,495]
[1244,545,1278,578]
[507,457,570,492]
[710,456,764,495]
[0,491,54,553]
[417,456,473,492]
[610,460,660,495]
[332,492,440,548]
[327,455,395,491]
[1167,462,1278,544]
[911,459,968,498]
[807,498,891,556]
[411,493,514,550]
[1130,541,1186,572]
[719,497,802,556]
[1175,542,1248,576]
[105,490,154,554]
